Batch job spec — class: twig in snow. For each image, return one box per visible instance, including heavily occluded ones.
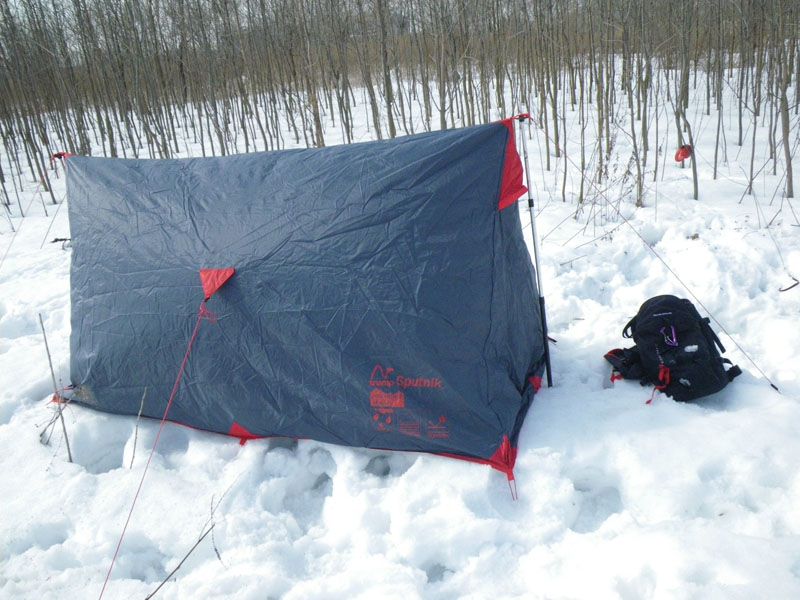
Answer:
[146,467,242,596]
[144,524,215,600]
[39,192,67,249]
[38,313,71,462]
[40,410,60,445]
[129,387,147,469]
[779,276,799,293]
[209,495,226,568]
[203,476,243,569]
[39,390,74,447]
[2,202,13,233]
[0,194,36,277]
[211,526,225,567]
[35,182,48,217]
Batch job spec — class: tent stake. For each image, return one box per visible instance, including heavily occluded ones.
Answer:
[517,115,553,387]
[129,387,147,469]
[39,313,72,462]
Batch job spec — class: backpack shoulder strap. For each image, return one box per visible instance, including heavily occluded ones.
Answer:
[701,317,726,353]
[722,359,742,382]
[726,365,742,381]
[622,317,636,339]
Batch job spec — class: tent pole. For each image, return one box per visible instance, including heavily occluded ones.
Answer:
[517,114,553,387]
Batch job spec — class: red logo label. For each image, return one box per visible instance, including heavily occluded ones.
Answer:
[369,388,406,408]
[426,419,450,439]
[369,365,444,435]
[398,419,421,437]
[396,376,443,389]
[373,411,394,432]
[369,364,443,390]
[369,364,396,387]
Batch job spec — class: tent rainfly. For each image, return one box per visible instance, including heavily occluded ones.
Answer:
[66,119,547,480]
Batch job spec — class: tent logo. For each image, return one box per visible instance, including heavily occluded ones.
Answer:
[370,389,406,408]
[370,364,395,387]
[369,364,444,390]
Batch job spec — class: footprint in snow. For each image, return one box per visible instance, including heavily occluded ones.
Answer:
[363,453,416,478]
[570,473,623,533]
[0,311,39,340]
[4,518,71,557]
[267,436,298,452]
[70,416,133,474]
[425,562,453,583]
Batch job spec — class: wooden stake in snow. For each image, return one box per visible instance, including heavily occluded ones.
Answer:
[38,313,72,463]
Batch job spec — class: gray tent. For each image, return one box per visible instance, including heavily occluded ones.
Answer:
[67,119,546,478]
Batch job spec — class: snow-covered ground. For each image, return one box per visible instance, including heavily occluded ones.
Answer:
[1,78,799,599]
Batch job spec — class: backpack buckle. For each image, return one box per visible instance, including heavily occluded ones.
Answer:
[660,325,678,347]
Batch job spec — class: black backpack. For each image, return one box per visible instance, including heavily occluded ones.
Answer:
[605,295,741,402]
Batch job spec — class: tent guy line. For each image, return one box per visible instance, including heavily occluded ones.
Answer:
[99,269,235,599]
[528,118,782,393]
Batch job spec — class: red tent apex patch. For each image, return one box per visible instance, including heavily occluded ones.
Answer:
[200,268,236,300]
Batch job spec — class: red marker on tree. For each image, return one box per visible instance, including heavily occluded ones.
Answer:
[675,144,693,164]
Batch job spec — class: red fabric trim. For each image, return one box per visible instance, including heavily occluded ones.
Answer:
[491,435,517,479]
[64,391,517,480]
[49,385,74,404]
[529,376,543,392]
[438,434,516,480]
[87,405,516,479]
[497,118,528,210]
[229,422,260,446]
[98,409,513,478]
[59,388,277,445]
[199,267,235,300]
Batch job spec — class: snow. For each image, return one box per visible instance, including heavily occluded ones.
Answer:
[1,79,800,599]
